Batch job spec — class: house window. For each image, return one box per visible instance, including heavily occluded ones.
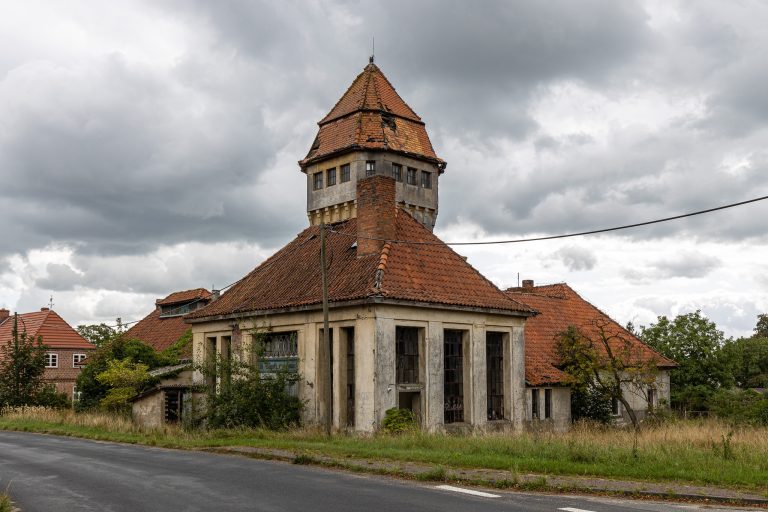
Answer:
[327,167,336,186]
[73,353,87,367]
[486,332,504,420]
[45,353,58,368]
[258,331,299,396]
[544,388,552,419]
[611,396,620,416]
[341,163,351,182]
[406,167,417,185]
[344,327,355,428]
[444,330,464,424]
[420,170,432,189]
[313,172,323,190]
[647,387,655,408]
[164,389,184,423]
[366,160,376,177]
[396,327,419,384]
[391,163,402,182]
[531,389,539,419]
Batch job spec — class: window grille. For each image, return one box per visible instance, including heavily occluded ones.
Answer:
[396,327,419,384]
[486,332,504,420]
[258,332,299,396]
[444,330,464,423]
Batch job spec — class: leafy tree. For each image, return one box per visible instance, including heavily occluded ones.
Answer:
[640,311,729,411]
[96,359,151,411]
[570,385,613,424]
[709,388,768,425]
[719,336,768,389]
[0,315,68,408]
[755,314,768,338]
[557,321,660,430]
[76,323,118,348]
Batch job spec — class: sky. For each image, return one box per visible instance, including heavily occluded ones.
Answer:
[0,0,766,338]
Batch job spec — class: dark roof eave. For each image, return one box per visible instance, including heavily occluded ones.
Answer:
[186,296,534,324]
[299,146,446,171]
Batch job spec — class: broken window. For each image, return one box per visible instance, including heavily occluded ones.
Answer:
[258,331,299,396]
[406,167,417,185]
[327,167,336,186]
[544,388,552,419]
[444,330,464,424]
[164,389,183,423]
[391,163,402,182]
[366,160,376,177]
[420,170,432,189]
[486,332,504,420]
[396,327,419,384]
[341,163,350,182]
[531,389,540,420]
[313,171,323,190]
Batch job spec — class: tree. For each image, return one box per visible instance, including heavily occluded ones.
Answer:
[76,323,118,348]
[719,336,768,389]
[557,321,660,430]
[96,359,151,411]
[0,314,68,408]
[639,311,729,411]
[755,314,768,339]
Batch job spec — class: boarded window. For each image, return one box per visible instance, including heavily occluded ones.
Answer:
[444,330,464,424]
[486,332,504,420]
[396,327,419,384]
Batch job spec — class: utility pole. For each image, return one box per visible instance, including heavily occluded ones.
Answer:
[320,221,332,435]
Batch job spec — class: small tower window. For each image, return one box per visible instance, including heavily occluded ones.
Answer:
[327,167,336,186]
[391,163,402,182]
[366,161,376,177]
[341,164,350,182]
[406,167,417,186]
[313,171,323,190]
[421,170,432,189]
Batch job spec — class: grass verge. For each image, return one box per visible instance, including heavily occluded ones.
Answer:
[0,491,11,512]
[1,407,768,491]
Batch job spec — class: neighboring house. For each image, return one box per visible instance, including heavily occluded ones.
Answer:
[0,307,94,399]
[185,61,536,433]
[125,288,212,357]
[507,281,677,430]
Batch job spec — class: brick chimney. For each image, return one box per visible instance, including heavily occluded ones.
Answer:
[356,175,396,257]
[0,308,9,322]
[40,307,50,312]
[522,279,534,289]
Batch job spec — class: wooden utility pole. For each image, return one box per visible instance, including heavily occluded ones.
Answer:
[320,221,332,435]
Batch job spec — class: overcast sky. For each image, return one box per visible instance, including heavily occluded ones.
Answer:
[1,0,766,338]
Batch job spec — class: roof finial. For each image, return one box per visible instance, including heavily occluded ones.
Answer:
[369,36,374,64]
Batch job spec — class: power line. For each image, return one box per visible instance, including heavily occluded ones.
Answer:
[329,193,768,246]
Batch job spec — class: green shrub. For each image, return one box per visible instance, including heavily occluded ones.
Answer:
[570,386,612,424]
[382,408,417,434]
[709,388,768,425]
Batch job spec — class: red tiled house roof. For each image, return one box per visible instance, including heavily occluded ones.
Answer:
[187,211,532,321]
[0,309,93,350]
[125,289,211,354]
[506,283,676,386]
[300,62,445,169]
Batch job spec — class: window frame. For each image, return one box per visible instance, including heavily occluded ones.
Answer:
[420,170,432,189]
[340,163,351,183]
[73,353,87,368]
[365,160,376,177]
[406,167,418,186]
[391,163,403,182]
[326,167,336,186]
[45,353,59,368]
[531,388,540,420]
[544,388,552,419]
[313,171,323,190]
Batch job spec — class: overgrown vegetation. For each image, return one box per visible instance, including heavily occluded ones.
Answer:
[0,490,11,512]
[0,314,68,409]
[382,407,417,434]
[2,408,768,490]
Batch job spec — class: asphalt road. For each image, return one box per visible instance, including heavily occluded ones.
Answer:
[0,431,750,512]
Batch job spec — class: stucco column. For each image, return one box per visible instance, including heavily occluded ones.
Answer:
[301,323,318,426]
[471,323,487,427]
[425,321,444,432]
[374,316,396,426]
[511,325,526,431]
[355,315,377,432]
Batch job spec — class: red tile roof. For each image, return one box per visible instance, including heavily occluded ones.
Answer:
[506,283,676,386]
[156,288,212,306]
[187,211,532,320]
[300,63,445,168]
[0,309,93,350]
[124,308,193,355]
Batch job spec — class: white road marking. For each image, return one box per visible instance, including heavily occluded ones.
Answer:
[559,508,596,512]
[435,484,501,498]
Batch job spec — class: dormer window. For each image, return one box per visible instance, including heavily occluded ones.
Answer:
[421,170,432,189]
[406,167,417,186]
[392,163,402,182]
[366,161,376,177]
[327,167,336,186]
[159,302,201,317]
[313,171,323,190]
[341,164,350,182]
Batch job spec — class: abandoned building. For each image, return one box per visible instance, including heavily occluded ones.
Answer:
[0,307,94,399]
[507,281,676,429]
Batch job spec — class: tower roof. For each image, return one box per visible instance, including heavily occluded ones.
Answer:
[300,62,445,169]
